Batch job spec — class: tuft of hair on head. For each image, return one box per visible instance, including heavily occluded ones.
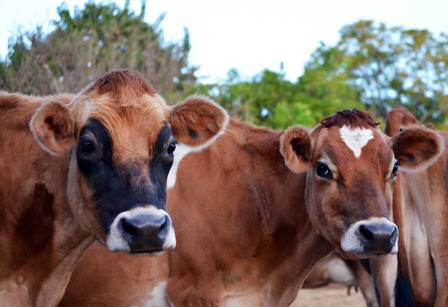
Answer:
[320,109,379,129]
[89,70,157,97]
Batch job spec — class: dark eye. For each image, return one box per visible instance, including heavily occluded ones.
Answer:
[391,161,399,179]
[80,140,95,154]
[167,142,176,155]
[316,161,333,179]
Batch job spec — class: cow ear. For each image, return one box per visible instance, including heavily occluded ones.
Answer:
[280,126,312,173]
[170,96,229,148]
[391,127,444,172]
[30,101,76,155]
[426,122,436,130]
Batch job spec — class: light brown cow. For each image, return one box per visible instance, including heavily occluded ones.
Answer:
[301,253,378,307]
[61,109,440,306]
[385,106,448,307]
[0,70,228,307]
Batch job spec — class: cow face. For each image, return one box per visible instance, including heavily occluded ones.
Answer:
[280,110,443,258]
[30,71,228,254]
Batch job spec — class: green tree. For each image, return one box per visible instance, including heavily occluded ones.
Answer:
[205,20,448,129]
[215,20,448,129]
[274,44,364,128]
[337,20,448,125]
[195,50,364,129]
[203,68,299,127]
[0,1,196,103]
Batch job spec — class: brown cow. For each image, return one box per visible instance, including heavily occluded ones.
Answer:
[301,253,378,307]
[0,70,228,307]
[385,106,448,307]
[61,109,441,306]
[302,253,358,290]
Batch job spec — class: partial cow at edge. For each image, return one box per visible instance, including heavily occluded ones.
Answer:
[385,106,448,307]
[0,70,228,307]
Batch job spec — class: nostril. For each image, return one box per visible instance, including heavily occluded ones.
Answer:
[121,218,138,236]
[359,224,374,242]
[390,227,398,243]
[157,216,167,230]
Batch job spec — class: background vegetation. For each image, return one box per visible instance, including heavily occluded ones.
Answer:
[1,1,447,129]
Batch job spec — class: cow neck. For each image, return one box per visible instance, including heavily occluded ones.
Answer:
[0,123,93,307]
[273,172,332,305]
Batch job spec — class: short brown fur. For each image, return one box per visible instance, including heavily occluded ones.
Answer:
[88,69,157,97]
[382,106,448,306]
[62,119,331,307]
[0,92,72,129]
[62,109,433,307]
[0,71,228,307]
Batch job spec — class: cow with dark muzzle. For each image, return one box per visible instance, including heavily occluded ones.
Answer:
[0,70,228,306]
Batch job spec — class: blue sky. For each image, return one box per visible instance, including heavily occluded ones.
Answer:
[1,0,447,83]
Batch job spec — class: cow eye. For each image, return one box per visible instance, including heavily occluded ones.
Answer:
[316,161,333,179]
[80,140,95,154]
[391,161,399,179]
[167,142,176,155]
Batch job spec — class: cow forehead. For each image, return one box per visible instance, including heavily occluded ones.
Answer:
[339,125,374,158]
[314,126,392,167]
[72,91,169,125]
[72,93,171,159]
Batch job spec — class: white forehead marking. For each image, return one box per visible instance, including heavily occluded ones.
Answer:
[339,125,374,158]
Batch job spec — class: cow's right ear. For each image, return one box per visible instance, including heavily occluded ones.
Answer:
[391,127,444,172]
[30,101,76,156]
[169,96,229,149]
[280,126,312,173]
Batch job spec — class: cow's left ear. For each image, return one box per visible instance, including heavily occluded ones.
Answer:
[391,127,444,171]
[30,101,76,155]
[169,96,229,148]
[280,126,312,173]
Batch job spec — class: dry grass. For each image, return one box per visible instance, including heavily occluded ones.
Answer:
[291,284,366,307]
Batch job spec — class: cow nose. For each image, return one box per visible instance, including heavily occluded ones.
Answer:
[120,214,170,253]
[357,222,398,254]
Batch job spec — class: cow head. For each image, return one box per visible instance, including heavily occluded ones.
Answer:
[30,70,229,255]
[280,109,443,258]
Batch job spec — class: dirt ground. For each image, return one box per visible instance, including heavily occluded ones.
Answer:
[291,284,366,307]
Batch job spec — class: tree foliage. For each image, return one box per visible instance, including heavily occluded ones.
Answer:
[289,44,364,127]
[213,68,300,127]
[0,1,196,103]
[192,20,448,129]
[194,50,364,129]
[337,20,448,124]
[2,12,447,128]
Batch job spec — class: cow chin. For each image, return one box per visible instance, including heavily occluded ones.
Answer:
[105,206,176,254]
[340,217,398,258]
